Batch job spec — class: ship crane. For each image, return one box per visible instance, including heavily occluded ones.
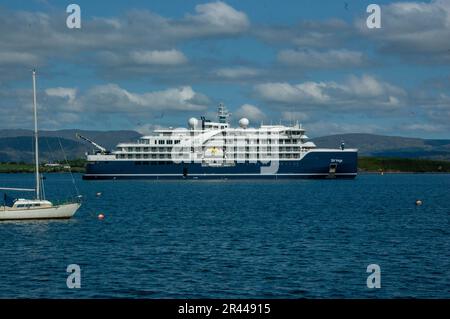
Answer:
[76,133,110,154]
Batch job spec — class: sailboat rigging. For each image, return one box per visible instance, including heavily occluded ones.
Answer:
[0,70,81,220]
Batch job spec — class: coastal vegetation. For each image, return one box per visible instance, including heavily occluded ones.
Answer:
[0,159,85,173]
[358,157,450,173]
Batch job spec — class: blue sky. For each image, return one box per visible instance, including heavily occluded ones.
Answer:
[0,0,449,138]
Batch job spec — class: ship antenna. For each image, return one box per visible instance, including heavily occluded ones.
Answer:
[217,103,230,124]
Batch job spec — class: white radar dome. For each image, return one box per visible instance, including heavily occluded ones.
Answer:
[188,117,198,128]
[239,118,249,128]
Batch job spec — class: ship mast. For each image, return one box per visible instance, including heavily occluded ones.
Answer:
[217,103,230,124]
[32,69,40,200]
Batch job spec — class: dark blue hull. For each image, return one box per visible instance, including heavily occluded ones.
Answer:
[83,150,357,180]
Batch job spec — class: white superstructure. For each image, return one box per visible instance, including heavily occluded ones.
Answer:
[88,103,319,165]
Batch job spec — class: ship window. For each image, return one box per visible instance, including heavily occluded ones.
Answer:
[128,147,133,152]
[175,140,180,144]
[158,140,165,144]
[167,140,173,145]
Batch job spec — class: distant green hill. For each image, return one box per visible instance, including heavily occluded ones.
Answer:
[0,136,83,163]
[0,129,140,150]
[0,129,141,163]
[313,133,450,161]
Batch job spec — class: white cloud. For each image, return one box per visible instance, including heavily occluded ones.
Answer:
[400,123,444,133]
[281,111,309,122]
[0,52,41,66]
[0,2,249,75]
[187,1,249,34]
[255,81,330,104]
[130,50,188,65]
[255,19,351,48]
[277,49,366,68]
[234,104,265,121]
[215,67,260,79]
[45,87,77,104]
[83,84,209,113]
[0,84,211,129]
[254,75,406,109]
[357,0,450,63]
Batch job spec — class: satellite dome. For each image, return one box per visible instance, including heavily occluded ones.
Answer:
[239,118,249,128]
[188,117,198,128]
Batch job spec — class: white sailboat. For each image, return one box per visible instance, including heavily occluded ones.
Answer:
[0,70,81,220]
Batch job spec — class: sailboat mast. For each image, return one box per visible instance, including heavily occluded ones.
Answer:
[32,69,40,200]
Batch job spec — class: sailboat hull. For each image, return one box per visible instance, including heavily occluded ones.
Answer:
[0,203,80,221]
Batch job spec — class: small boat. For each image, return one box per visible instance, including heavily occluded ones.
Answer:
[0,70,81,220]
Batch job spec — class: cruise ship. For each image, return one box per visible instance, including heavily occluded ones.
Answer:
[81,104,358,180]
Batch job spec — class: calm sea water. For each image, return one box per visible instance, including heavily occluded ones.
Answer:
[0,173,449,298]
